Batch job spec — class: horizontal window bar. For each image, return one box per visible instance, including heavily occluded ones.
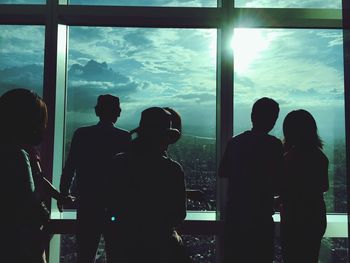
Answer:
[49,211,347,237]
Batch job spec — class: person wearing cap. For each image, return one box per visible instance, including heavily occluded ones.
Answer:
[106,107,189,263]
[59,94,131,263]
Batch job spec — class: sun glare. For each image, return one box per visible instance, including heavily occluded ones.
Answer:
[232,28,270,74]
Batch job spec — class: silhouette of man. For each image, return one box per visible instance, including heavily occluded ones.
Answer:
[59,94,131,263]
[219,97,284,263]
[106,107,187,263]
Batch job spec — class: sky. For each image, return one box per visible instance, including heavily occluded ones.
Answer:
[0,1,346,144]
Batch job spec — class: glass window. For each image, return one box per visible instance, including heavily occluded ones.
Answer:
[67,0,216,7]
[234,0,341,9]
[65,27,217,211]
[233,28,346,216]
[0,25,45,96]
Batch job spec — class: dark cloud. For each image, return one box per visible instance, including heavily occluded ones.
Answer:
[0,64,43,95]
[69,59,129,83]
[67,59,140,112]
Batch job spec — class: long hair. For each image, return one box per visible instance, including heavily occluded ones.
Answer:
[283,109,323,151]
[0,88,48,146]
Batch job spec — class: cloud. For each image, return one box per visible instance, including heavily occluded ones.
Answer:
[234,29,344,107]
[0,26,45,69]
[67,60,141,112]
[0,64,43,95]
[174,92,216,104]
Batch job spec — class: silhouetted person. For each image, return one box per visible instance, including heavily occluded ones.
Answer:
[59,94,131,263]
[0,88,50,262]
[106,107,187,263]
[280,109,329,263]
[219,97,284,263]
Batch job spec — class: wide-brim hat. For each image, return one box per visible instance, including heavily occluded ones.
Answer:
[131,107,180,144]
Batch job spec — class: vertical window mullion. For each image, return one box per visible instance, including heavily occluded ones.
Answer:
[342,0,350,255]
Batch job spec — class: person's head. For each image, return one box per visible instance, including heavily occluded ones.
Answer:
[0,88,48,146]
[251,97,279,133]
[133,107,180,151]
[163,107,181,144]
[94,94,121,123]
[283,109,323,150]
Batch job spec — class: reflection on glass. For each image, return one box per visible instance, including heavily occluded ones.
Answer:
[232,28,347,216]
[68,0,216,7]
[234,0,341,9]
[0,0,45,4]
[65,27,217,211]
[0,25,44,96]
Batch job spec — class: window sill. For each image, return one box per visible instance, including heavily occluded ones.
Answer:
[49,210,347,237]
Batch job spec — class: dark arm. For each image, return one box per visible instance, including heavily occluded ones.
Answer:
[60,130,79,195]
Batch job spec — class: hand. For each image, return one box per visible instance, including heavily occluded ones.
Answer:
[57,194,76,212]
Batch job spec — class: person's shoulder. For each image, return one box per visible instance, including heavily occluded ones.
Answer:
[229,131,250,143]
[162,156,184,173]
[73,125,95,135]
[266,134,283,146]
[113,127,131,137]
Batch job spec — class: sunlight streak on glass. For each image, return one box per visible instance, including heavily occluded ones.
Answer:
[232,28,270,74]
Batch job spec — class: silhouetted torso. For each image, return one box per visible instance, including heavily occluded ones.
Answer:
[107,138,187,263]
[220,130,284,263]
[282,146,328,214]
[60,121,131,204]
[281,146,328,263]
[60,121,131,263]
[221,130,284,220]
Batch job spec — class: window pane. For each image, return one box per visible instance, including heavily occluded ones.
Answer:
[59,234,216,263]
[233,28,347,216]
[0,0,45,4]
[234,0,341,8]
[65,27,217,211]
[0,25,45,96]
[67,0,216,7]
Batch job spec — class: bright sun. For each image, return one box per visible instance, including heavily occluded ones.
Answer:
[231,28,270,74]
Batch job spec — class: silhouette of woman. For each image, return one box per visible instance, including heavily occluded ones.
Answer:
[0,88,49,262]
[281,109,329,263]
[107,107,188,263]
[0,88,73,262]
